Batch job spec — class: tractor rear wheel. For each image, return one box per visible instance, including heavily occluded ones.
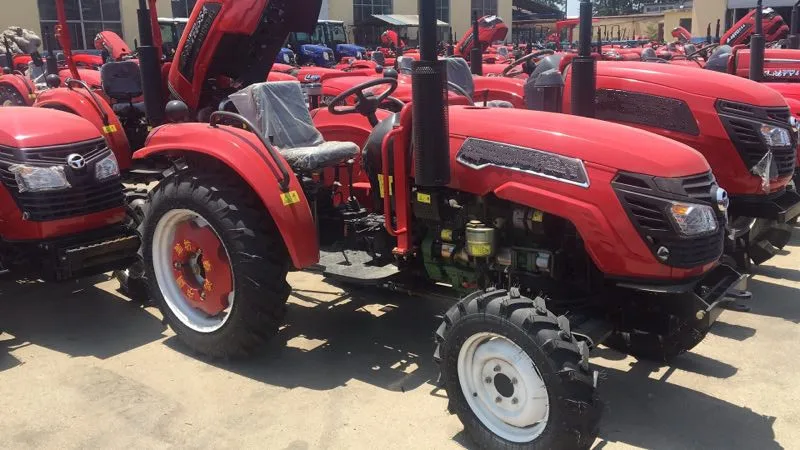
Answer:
[435,288,600,450]
[114,185,150,304]
[0,84,27,107]
[142,167,290,358]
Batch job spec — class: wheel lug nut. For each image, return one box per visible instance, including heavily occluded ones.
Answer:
[511,398,518,405]
[173,262,182,269]
[493,365,501,372]
[485,377,492,383]
[512,378,517,385]
[495,396,502,403]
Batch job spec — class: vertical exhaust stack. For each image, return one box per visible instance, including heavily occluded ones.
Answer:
[572,0,596,118]
[43,27,59,78]
[750,0,765,82]
[716,19,721,43]
[413,0,450,187]
[470,16,483,75]
[3,37,13,74]
[707,24,712,44]
[137,0,165,125]
[789,1,800,49]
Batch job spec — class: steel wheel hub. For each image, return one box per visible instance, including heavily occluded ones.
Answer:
[152,209,235,333]
[457,332,550,443]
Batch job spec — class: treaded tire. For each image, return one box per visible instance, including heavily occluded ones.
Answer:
[0,84,27,107]
[435,288,600,450]
[114,185,150,304]
[604,316,706,363]
[142,166,291,358]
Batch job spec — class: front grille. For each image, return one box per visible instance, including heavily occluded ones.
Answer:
[0,139,123,221]
[717,100,796,178]
[613,171,725,269]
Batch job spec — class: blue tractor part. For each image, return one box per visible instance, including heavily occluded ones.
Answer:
[335,43,367,61]
[275,47,296,65]
[298,44,335,67]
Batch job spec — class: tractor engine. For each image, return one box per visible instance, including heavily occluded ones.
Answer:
[0,108,139,280]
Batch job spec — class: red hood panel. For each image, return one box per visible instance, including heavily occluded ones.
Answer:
[448,106,709,178]
[0,107,101,148]
[597,61,787,107]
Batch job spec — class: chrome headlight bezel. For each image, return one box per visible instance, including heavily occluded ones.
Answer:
[759,124,793,148]
[9,164,71,192]
[666,201,719,236]
[95,153,120,181]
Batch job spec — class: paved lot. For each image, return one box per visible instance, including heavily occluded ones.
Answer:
[1,233,798,449]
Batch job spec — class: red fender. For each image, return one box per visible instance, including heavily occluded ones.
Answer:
[134,123,319,269]
[471,76,526,108]
[0,74,36,105]
[267,71,298,82]
[34,87,132,171]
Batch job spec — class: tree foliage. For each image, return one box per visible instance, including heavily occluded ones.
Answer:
[593,0,675,16]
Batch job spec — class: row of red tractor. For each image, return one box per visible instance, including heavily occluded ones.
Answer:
[0,0,798,448]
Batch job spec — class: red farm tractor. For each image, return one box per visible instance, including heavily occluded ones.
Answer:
[0,106,139,281]
[82,0,749,447]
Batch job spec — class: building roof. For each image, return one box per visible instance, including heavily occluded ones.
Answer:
[370,14,449,27]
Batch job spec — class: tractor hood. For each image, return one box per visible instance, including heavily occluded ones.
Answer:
[167,0,323,110]
[0,108,100,148]
[336,44,366,58]
[595,62,787,107]
[301,44,333,56]
[448,106,709,178]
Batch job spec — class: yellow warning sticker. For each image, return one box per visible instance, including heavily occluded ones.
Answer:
[441,229,453,241]
[281,190,301,206]
[417,192,431,204]
[468,243,492,257]
[28,93,36,100]
[102,124,117,134]
[378,175,394,198]
[532,210,544,222]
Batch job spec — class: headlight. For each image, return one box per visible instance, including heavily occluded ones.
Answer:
[283,53,291,63]
[95,153,120,181]
[323,51,331,61]
[760,124,792,147]
[9,164,71,192]
[667,202,718,236]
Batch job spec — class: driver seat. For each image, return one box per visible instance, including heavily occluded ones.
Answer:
[445,57,514,108]
[230,81,359,172]
[100,60,147,116]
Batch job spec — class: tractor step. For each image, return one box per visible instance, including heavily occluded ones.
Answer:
[316,250,400,284]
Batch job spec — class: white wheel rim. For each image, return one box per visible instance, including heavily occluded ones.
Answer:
[457,332,550,443]
[152,209,235,333]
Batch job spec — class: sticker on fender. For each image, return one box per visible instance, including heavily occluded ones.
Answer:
[102,124,118,134]
[281,191,301,206]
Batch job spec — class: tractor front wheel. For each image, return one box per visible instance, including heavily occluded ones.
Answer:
[142,167,291,358]
[435,289,600,450]
[0,84,27,107]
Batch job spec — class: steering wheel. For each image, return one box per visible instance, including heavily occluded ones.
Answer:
[380,96,406,112]
[447,81,475,106]
[329,78,398,126]
[642,57,670,64]
[686,43,719,61]
[501,50,555,77]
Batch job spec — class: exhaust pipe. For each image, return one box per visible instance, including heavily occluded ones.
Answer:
[470,16,483,76]
[413,0,450,186]
[137,0,165,125]
[707,23,712,44]
[42,27,59,79]
[750,0,765,82]
[716,19,721,43]
[572,0,596,118]
[789,1,800,49]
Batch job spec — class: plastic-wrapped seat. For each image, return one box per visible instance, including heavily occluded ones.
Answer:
[396,56,414,75]
[230,81,359,172]
[445,57,514,108]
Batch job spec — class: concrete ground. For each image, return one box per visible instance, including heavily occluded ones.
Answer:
[1,235,798,450]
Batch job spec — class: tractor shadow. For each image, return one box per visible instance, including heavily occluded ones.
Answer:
[164,277,450,392]
[594,359,780,450]
[744,276,800,324]
[0,275,166,360]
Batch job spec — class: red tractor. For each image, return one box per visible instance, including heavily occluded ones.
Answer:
[117,0,744,447]
[0,106,139,280]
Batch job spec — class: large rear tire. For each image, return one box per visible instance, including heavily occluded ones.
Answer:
[0,84,27,107]
[142,167,291,358]
[435,288,600,450]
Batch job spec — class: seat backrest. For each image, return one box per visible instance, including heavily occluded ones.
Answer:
[230,81,323,150]
[705,45,732,73]
[396,56,414,74]
[445,57,475,99]
[372,51,386,66]
[100,61,142,100]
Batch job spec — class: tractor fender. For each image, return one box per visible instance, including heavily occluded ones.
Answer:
[0,74,36,105]
[34,87,132,171]
[472,77,525,108]
[134,123,319,269]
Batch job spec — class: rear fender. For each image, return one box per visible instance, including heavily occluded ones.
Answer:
[0,74,36,105]
[134,123,319,269]
[34,87,132,171]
